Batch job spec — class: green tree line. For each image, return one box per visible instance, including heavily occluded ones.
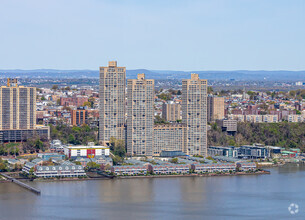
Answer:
[50,123,98,145]
[208,122,305,152]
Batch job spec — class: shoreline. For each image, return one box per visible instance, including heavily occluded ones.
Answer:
[116,170,270,179]
[0,170,270,183]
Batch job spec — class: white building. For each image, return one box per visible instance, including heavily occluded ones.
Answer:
[296,81,303,86]
[285,115,304,122]
[23,162,86,178]
[64,145,110,159]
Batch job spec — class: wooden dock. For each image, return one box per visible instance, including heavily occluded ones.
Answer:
[0,173,41,195]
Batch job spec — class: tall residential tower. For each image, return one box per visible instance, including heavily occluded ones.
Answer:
[99,61,126,145]
[0,78,49,142]
[207,96,225,122]
[127,74,154,156]
[162,101,181,122]
[182,74,207,156]
[0,78,36,130]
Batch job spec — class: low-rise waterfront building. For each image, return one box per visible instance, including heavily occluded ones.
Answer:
[191,163,236,173]
[150,164,190,174]
[237,145,267,159]
[22,162,86,178]
[75,155,113,167]
[209,144,268,159]
[236,162,256,171]
[37,153,65,161]
[208,146,237,157]
[111,165,148,176]
[50,139,64,152]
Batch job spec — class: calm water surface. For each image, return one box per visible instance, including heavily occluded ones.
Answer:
[1,164,305,220]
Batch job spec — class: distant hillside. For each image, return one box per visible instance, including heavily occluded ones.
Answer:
[0,69,305,81]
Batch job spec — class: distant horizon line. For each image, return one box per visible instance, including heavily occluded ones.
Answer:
[1,68,305,72]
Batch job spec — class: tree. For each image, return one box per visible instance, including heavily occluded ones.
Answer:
[157,93,171,101]
[170,158,178,164]
[23,136,48,153]
[0,145,8,156]
[154,115,168,124]
[112,155,123,165]
[41,96,46,101]
[289,90,296,98]
[104,164,112,171]
[110,137,126,158]
[114,141,125,158]
[28,167,36,179]
[259,103,269,112]
[271,92,276,99]
[52,85,59,90]
[86,162,100,170]
[0,158,8,172]
[88,97,95,108]
[83,101,92,108]
[68,134,76,144]
[49,122,97,145]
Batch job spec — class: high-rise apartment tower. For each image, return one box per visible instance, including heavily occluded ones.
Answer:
[207,96,225,122]
[0,78,36,130]
[162,101,181,122]
[127,74,154,156]
[182,74,207,156]
[99,61,126,145]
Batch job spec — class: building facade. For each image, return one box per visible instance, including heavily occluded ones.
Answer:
[0,78,36,130]
[23,162,86,178]
[0,78,50,143]
[153,124,186,156]
[207,96,225,122]
[182,74,208,156]
[162,101,181,122]
[99,61,126,145]
[0,126,49,143]
[64,145,110,159]
[71,108,88,126]
[127,74,154,156]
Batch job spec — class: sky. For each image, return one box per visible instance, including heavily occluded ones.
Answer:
[0,0,304,71]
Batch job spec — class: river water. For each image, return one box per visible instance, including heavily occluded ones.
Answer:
[0,164,304,220]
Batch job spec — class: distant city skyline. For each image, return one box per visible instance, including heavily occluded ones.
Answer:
[0,0,305,70]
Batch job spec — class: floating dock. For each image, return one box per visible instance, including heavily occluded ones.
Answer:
[0,173,41,195]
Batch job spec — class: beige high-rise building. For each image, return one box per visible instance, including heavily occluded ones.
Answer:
[182,73,207,156]
[0,78,36,130]
[127,74,154,156]
[153,124,186,156]
[99,61,126,145]
[162,101,181,122]
[207,96,225,122]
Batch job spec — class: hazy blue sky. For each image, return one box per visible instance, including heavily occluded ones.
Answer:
[0,0,304,70]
